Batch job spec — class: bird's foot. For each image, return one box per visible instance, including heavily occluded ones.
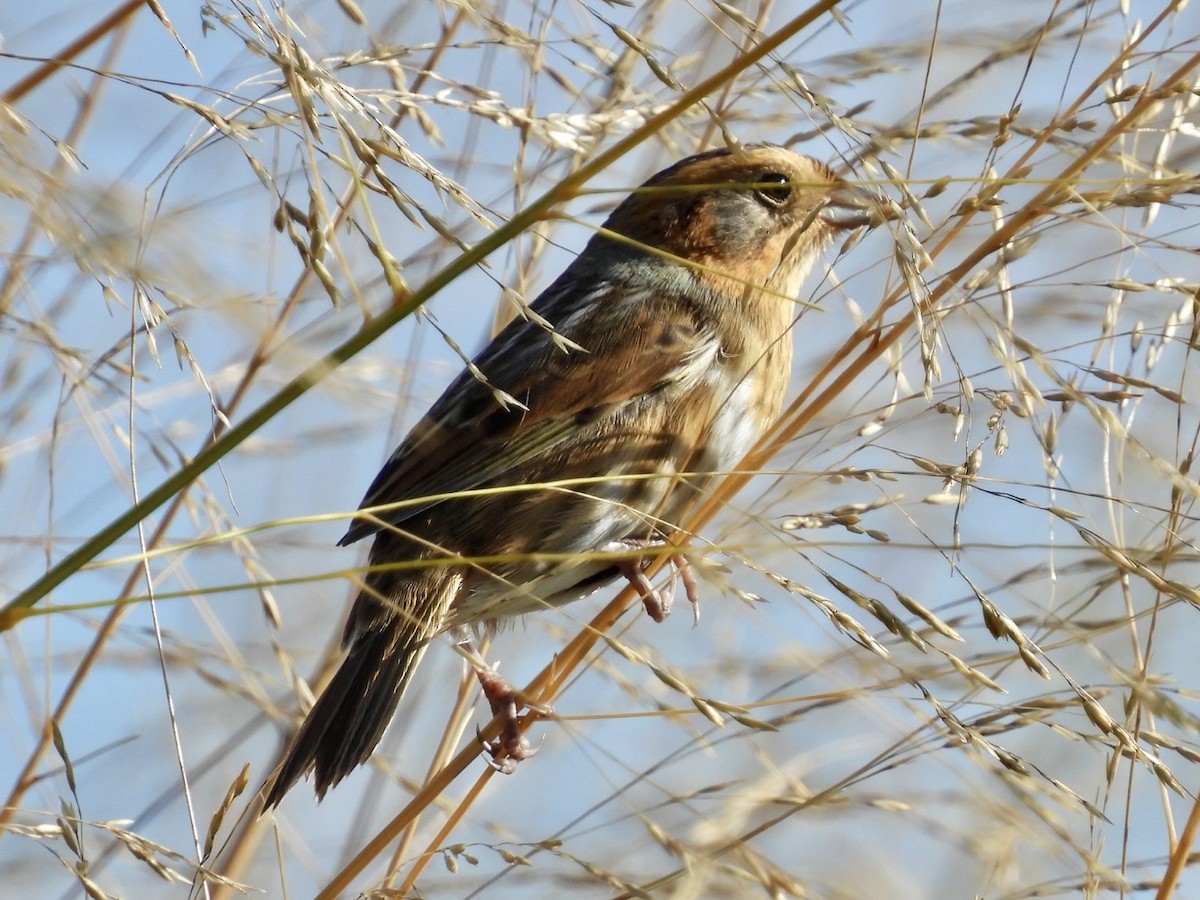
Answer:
[617,558,670,622]
[672,552,702,626]
[475,667,543,772]
[612,541,701,626]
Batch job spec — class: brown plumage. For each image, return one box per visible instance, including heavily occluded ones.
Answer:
[262,144,873,808]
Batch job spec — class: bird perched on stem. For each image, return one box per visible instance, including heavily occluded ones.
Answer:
[263,143,875,808]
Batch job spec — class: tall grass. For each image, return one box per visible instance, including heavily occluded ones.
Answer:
[2,1,1199,897]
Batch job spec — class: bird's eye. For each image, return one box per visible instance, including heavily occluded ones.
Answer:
[754,172,792,207]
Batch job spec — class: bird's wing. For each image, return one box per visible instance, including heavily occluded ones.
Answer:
[339,278,714,546]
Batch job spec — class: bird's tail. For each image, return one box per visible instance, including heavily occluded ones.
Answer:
[262,568,458,809]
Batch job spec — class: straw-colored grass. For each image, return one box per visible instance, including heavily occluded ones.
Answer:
[3,1,1200,897]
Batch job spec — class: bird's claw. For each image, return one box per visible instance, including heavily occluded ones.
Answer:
[477,725,540,773]
[474,666,546,772]
[617,550,702,626]
[673,553,702,627]
[619,559,670,621]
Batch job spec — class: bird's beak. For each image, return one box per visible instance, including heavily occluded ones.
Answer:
[820,182,887,230]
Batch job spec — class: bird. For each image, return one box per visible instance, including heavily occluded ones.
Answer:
[262,143,874,807]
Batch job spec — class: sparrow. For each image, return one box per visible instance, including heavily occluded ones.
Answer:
[263,144,873,807]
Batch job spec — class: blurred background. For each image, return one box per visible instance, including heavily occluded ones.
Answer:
[2,1,1200,896]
